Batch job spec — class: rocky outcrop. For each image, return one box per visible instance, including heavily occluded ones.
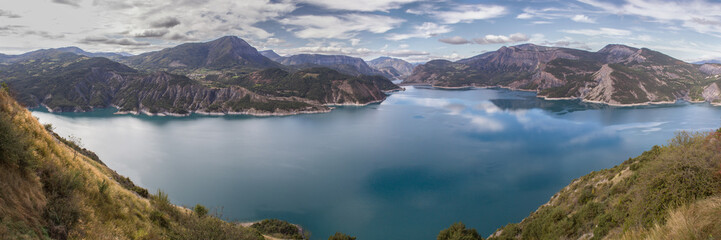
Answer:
[584,64,617,104]
[700,64,721,75]
[702,82,721,103]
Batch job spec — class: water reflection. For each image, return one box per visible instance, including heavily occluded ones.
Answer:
[30,86,721,240]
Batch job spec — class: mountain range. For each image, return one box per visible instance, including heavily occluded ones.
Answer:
[404,44,721,105]
[4,37,721,112]
[259,50,413,79]
[0,36,401,116]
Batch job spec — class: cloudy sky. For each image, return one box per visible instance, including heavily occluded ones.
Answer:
[3,0,721,62]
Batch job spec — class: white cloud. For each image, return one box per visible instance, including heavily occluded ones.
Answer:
[516,13,534,19]
[277,42,429,59]
[571,14,595,23]
[387,22,452,41]
[579,0,721,35]
[407,4,507,24]
[0,0,297,53]
[403,52,465,63]
[297,0,421,12]
[474,33,530,45]
[350,38,360,46]
[280,14,404,39]
[438,36,471,45]
[562,27,631,37]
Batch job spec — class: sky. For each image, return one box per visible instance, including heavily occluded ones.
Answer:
[3,0,721,63]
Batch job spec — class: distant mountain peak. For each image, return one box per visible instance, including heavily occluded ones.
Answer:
[124,35,279,70]
[508,43,553,51]
[259,50,282,61]
[598,44,639,53]
[208,35,252,48]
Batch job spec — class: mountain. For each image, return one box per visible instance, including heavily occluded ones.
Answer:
[0,88,268,239]
[0,47,126,64]
[235,67,401,105]
[368,57,415,79]
[123,36,281,71]
[0,50,399,115]
[486,130,721,239]
[52,46,129,59]
[259,50,283,62]
[404,44,721,105]
[693,59,721,64]
[269,53,388,78]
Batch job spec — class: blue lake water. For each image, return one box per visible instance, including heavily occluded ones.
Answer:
[31,86,721,239]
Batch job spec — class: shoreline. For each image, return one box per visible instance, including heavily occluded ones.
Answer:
[112,108,335,117]
[402,82,717,107]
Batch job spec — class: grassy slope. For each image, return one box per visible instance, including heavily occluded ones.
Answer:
[0,89,264,240]
[488,130,721,240]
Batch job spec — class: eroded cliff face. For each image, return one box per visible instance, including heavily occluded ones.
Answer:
[368,57,415,79]
[702,82,721,103]
[7,59,397,116]
[404,44,721,105]
[33,70,328,115]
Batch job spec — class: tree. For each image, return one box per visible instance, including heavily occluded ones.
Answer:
[193,204,208,217]
[328,232,356,240]
[437,222,482,240]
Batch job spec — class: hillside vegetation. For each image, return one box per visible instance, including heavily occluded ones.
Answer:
[487,129,721,239]
[0,88,266,239]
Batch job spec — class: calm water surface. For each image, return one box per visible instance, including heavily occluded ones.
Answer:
[32,86,721,239]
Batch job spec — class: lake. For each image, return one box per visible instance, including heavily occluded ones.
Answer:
[31,86,721,239]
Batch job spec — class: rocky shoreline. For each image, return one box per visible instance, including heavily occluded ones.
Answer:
[402,83,719,107]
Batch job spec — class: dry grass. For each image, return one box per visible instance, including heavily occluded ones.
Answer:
[620,196,721,240]
[0,88,264,239]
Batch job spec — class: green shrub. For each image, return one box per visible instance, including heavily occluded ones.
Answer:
[39,163,84,240]
[437,222,482,240]
[132,186,149,198]
[328,232,356,240]
[0,109,35,170]
[149,211,169,229]
[251,219,302,239]
[193,204,208,218]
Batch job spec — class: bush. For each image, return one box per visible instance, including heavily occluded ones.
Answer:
[0,109,35,170]
[193,204,208,218]
[251,219,302,239]
[149,211,169,229]
[39,163,84,240]
[437,222,482,240]
[328,232,356,240]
